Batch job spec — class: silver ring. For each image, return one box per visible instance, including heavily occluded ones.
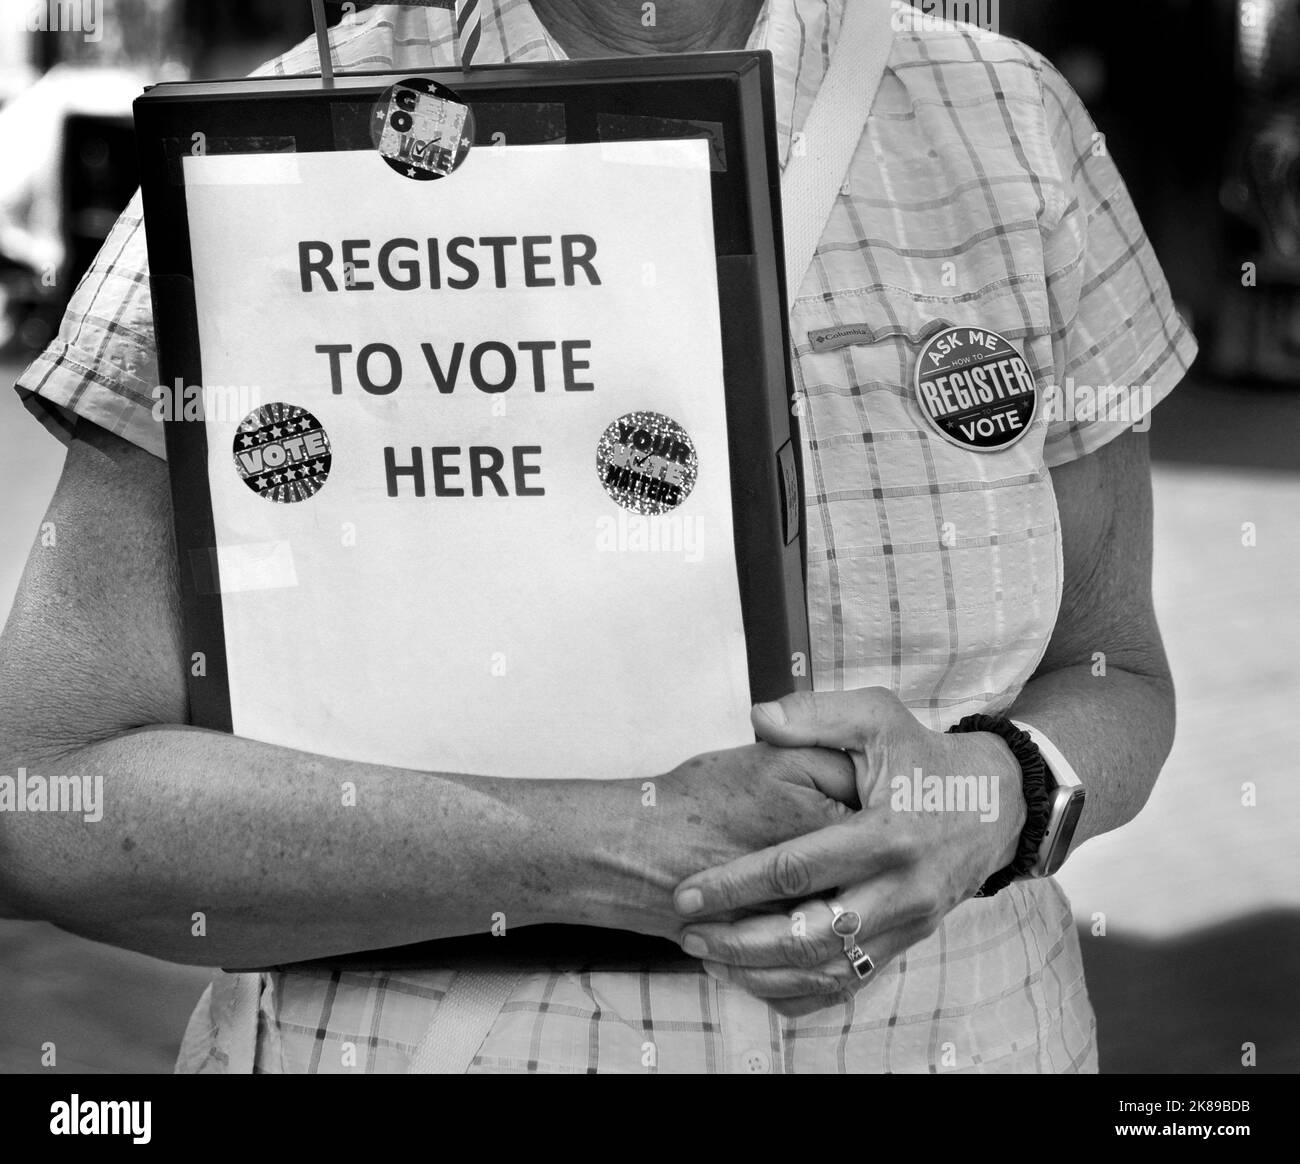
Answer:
[826,899,875,981]
[826,900,862,941]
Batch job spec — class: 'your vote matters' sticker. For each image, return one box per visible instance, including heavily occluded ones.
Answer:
[914,326,1038,452]
[233,403,332,504]
[597,411,698,516]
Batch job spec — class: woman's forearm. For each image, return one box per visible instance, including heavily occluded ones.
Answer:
[0,725,600,966]
[0,723,853,968]
[1009,661,1175,849]
[1016,429,1176,853]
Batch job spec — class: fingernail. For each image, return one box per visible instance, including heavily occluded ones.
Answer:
[682,934,708,958]
[677,888,704,915]
[756,701,787,726]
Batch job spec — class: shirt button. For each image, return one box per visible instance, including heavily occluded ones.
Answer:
[739,1049,771,1074]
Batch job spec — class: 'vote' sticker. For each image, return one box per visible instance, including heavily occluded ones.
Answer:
[914,326,1037,452]
[233,403,332,503]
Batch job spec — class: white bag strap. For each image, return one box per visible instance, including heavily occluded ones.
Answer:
[407,968,522,1074]
[779,0,894,306]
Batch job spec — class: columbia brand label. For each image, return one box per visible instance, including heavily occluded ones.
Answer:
[808,323,879,352]
[809,319,951,353]
[597,411,698,515]
[372,77,474,181]
[234,403,332,503]
[914,326,1038,452]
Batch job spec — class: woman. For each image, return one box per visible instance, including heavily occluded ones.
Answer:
[1,1,1194,1073]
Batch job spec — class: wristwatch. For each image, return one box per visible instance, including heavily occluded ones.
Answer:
[1010,720,1086,877]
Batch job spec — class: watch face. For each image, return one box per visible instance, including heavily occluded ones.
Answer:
[1041,787,1086,876]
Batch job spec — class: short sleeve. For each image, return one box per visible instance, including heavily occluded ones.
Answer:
[12,17,358,463]
[11,5,437,461]
[14,189,167,458]
[1035,56,1198,468]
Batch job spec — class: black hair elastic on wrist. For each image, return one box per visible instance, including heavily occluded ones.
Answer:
[946,714,1052,898]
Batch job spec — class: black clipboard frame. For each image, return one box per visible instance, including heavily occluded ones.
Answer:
[133,52,810,745]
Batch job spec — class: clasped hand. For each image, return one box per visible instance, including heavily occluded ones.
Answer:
[671,689,1024,1017]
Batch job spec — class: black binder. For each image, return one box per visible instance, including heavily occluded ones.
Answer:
[133,53,809,966]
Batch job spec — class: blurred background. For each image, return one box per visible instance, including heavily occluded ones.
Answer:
[0,0,1297,1073]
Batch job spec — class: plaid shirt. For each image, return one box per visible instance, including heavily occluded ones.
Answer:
[17,0,1195,1073]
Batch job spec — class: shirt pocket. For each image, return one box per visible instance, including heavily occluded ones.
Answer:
[789,286,1064,702]
[791,284,1055,476]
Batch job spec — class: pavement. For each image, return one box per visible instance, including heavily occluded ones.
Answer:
[1,356,1297,1073]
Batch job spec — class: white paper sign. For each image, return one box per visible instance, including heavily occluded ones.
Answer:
[183,141,753,780]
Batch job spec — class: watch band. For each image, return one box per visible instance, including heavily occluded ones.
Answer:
[946,714,1052,897]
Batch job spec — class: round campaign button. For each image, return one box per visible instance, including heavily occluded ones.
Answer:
[371,76,475,181]
[913,326,1038,452]
[596,411,698,516]
[233,403,332,504]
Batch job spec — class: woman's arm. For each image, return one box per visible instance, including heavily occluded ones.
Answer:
[1011,427,1174,847]
[0,422,852,966]
[664,428,1176,1007]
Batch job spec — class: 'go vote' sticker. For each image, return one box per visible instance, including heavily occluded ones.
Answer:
[234,403,332,504]
[914,326,1037,452]
[597,411,698,515]
[372,76,474,181]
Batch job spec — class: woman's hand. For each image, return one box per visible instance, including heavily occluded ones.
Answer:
[568,740,858,943]
[671,689,1026,1016]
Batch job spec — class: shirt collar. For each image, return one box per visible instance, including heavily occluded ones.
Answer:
[421,0,845,167]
